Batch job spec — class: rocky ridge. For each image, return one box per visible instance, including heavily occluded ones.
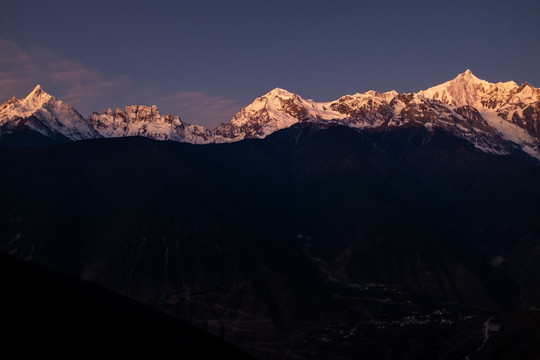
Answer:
[0,85,98,141]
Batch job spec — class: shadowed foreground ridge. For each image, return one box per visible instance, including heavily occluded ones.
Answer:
[1,123,540,358]
[0,253,252,358]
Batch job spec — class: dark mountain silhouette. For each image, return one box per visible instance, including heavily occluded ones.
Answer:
[1,123,540,358]
[0,253,252,358]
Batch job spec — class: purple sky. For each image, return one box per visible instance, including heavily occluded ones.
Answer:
[1,0,539,128]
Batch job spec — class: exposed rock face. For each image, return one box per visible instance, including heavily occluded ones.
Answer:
[416,70,540,157]
[88,105,213,144]
[212,70,540,159]
[0,85,98,141]
[213,88,346,141]
[329,90,397,127]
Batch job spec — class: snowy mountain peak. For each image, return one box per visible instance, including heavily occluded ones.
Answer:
[516,82,537,95]
[1,85,55,121]
[265,87,296,97]
[30,84,44,95]
[212,71,540,158]
[412,71,540,159]
[0,85,97,141]
[22,84,54,110]
[213,87,348,141]
[88,104,213,144]
[1,96,19,110]
[454,69,487,85]
[418,70,519,108]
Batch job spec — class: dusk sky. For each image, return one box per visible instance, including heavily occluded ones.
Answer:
[1,0,539,128]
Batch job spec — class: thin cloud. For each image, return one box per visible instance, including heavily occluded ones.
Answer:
[0,38,243,127]
[0,38,129,115]
[108,88,242,128]
[156,91,241,128]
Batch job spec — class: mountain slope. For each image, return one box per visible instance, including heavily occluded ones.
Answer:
[214,70,540,158]
[0,85,98,143]
[88,105,213,144]
[2,123,540,358]
[417,70,540,158]
[213,87,347,141]
[0,253,252,358]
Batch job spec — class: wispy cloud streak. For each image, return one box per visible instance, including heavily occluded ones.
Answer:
[0,39,242,127]
[0,39,129,115]
[155,91,240,127]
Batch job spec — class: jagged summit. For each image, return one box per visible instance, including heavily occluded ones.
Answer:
[452,69,494,88]
[88,103,213,144]
[418,70,519,108]
[1,85,54,121]
[1,96,19,110]
[84,69,540,157]
[264,87,295,97]
[418,70,489,106]
[22,84,54,110]
[458,69,480,80]
[213,86,347,141]
[30,84,44,95]
[0,84,97,141]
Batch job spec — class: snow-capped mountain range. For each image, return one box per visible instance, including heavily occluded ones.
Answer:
[1,70,540,159]
[0,85,97,141]
[88,105,213,144]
